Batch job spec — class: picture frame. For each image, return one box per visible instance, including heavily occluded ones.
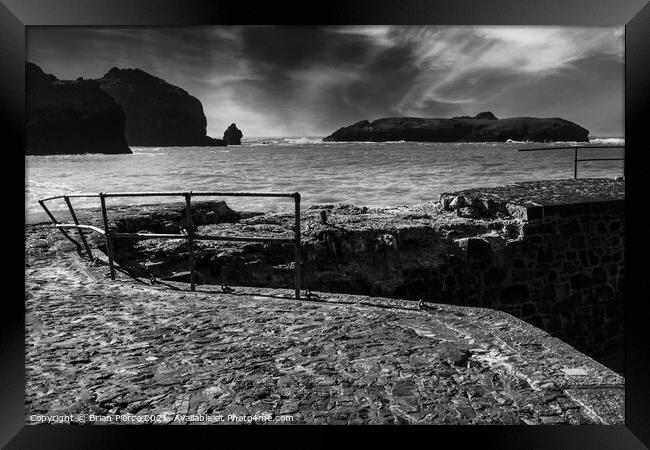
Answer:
[3,0,649,447]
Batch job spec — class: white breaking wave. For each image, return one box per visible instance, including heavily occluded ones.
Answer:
[282,137,325,145]
[242,137,325,146]
[589,138,625,145]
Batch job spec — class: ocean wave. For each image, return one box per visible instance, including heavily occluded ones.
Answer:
[253,139,622,146]
[589,138,625,145]
[505,138,625,146]
[131,147,161,151]
[26,140,625,219]
[283,137,325,145]
[26,180,77,193]
[244,137,326,146]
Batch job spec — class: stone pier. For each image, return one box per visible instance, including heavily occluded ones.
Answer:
[24,178,625,425]
[55,178,624,373]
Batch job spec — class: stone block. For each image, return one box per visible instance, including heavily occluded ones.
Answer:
[483,267,506,286]
[569,236,586,249]
[466,238,492,260]
[499,285,530,304]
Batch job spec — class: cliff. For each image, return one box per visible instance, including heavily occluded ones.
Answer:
[97,67,225,146]
[323,112,589,143]
[25,63,132,155]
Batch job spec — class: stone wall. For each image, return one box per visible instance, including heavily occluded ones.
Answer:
[439,200,625,372]
[294,200,625,372]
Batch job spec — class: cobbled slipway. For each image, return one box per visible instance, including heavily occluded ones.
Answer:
[25,224,624,425]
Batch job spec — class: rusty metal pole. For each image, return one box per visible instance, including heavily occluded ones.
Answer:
[63,196,94,262]
[99,193,116,280]
[184,193,196,291]
[38,200,82,252]
[574,146,578,179]
[294,192,301,299]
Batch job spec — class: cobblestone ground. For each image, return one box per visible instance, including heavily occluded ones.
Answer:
[25,225,624,425]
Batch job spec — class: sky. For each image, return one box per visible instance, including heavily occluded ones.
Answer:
[27,26,624,137]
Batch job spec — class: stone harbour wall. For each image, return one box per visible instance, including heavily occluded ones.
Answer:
[77,179,624,372]
[24,226,625,425]
[297,199,625,371]
[442,201,624,371]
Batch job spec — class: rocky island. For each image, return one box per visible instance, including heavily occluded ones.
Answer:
[323,112,589,143]
[223,123,243,145]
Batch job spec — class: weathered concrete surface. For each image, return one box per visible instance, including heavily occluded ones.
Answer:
[25,224,624,425]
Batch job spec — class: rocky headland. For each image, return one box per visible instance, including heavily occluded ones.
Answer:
[97,67,226,147]
[323,112,589,143]
[25,63,132,155]
[26,62,245,154]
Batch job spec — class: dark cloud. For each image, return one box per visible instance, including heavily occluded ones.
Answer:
[493,53,624,135]
[26,26,624,137]
[239,26,375,70]
[332,45,423,117]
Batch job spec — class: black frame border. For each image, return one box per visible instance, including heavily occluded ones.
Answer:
[3,0,649,448]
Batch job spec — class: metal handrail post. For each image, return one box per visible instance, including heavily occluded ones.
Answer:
[517,145,624,180]
[38,199,83,253]
[294,192,301,299]
[40,190,304,294]
[99,193,116,280]
[184,193,196,291]
[63,196,94,262]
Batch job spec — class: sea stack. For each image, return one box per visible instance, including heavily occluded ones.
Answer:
[223,123,243,145]
[323,112,589,143]
[96,67,225,146]
[25,62,132,155]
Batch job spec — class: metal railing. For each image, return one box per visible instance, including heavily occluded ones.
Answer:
[518,145,624,179]
[38,191,302,299]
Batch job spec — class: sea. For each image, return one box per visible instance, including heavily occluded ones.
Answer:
[25,137,625,223]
